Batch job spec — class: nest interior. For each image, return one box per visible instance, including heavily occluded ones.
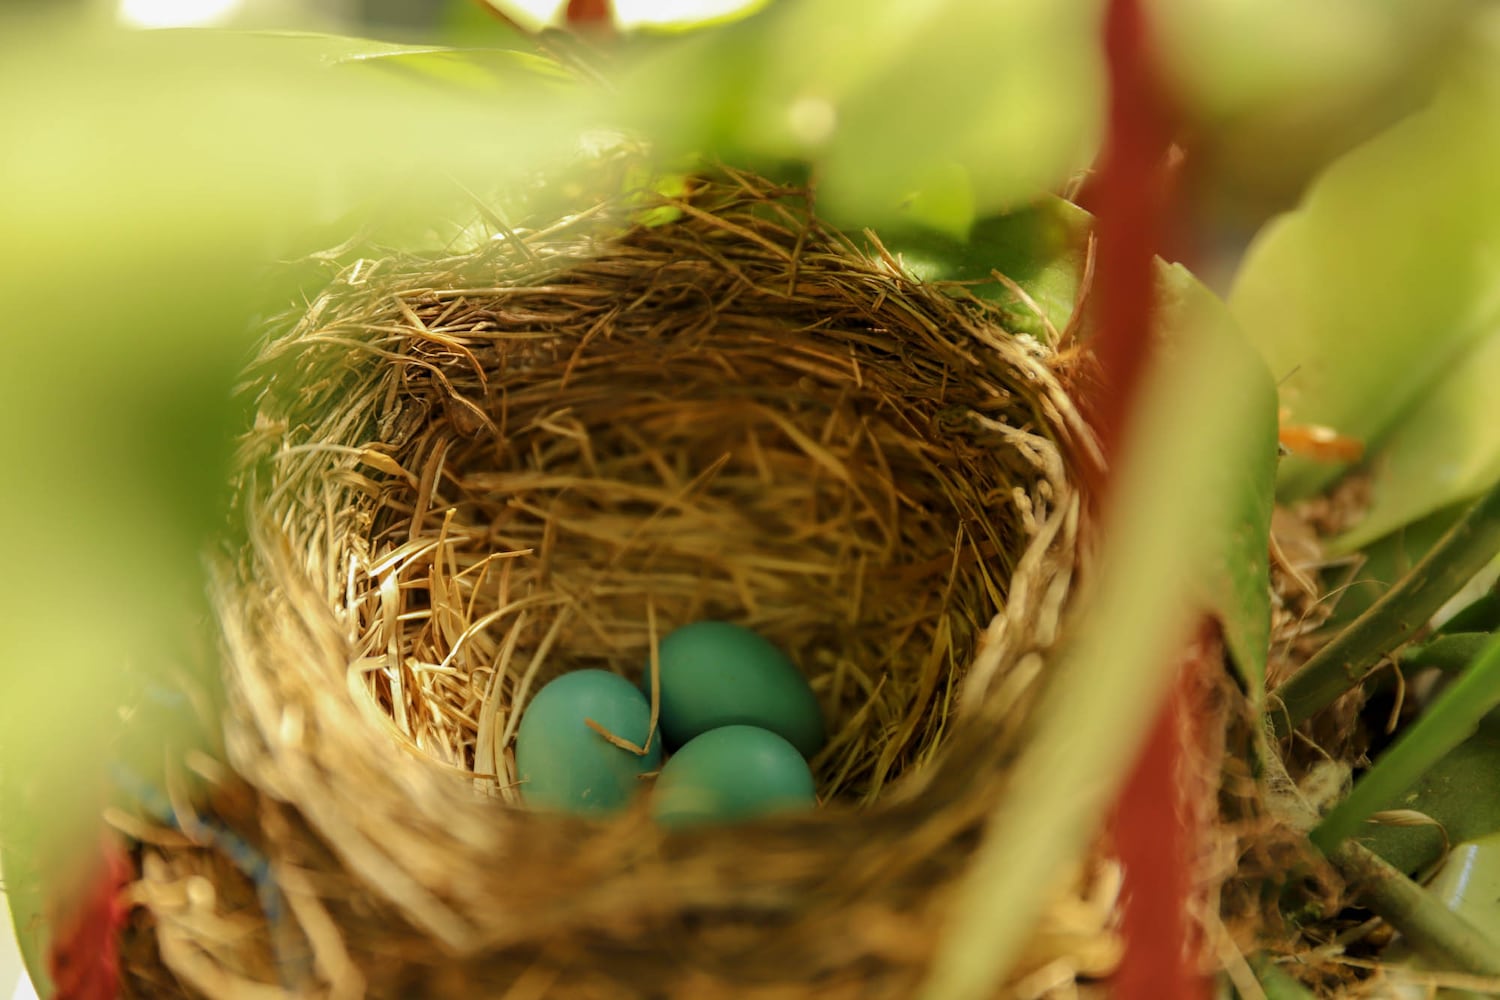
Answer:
[151,175,1106,998]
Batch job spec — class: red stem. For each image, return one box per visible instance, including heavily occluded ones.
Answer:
[565,0,614,29]
[1089,1,1208,998]
[47,833,131,1000]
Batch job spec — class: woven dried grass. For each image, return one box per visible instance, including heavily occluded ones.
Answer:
[126,172,1112,998]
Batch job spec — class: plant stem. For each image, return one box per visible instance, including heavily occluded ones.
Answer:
[1402,632,1492,674]
[1247,955,1316,1000]
[1312,632,1500,851]
[1330,840,1500,976]
[1270,481,1500,737]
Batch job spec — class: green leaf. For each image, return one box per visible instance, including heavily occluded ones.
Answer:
[330,39,577,93]
[0,23,588,990]
[1322,502,1467,628]
[1369,830,1500,997]
[1333,327,1500,554]
[880,195,1093,342]
[1313,633,1500,858]
[1156,263,1281,694]
[1150,0,1475,208]
[1271,484,1500,735]
[1228,76,1500,500]
[1329,840,1500,978]
[1361,712,1500,877]
[1248,955,1318,1000]
[1429,832,1500,944]
[620,0,1103,235]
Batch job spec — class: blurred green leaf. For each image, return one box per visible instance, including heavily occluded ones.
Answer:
[1151,0,1476,211]
[1248,955,1318,1000]
[1229,74,1500,500]
[0,21,589,988]
[1333,328,1500,554]
[329,38,577,91]
[619,0,1103,237]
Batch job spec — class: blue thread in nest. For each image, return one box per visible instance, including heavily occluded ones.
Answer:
[109,761,314,989]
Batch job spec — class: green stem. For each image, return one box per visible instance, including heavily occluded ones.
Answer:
[1248,955,1317,1000]
[1402,632,1493,674]
[1329,840,1500,976]
[1270,481,1500,737]
[1312,631,1500,852]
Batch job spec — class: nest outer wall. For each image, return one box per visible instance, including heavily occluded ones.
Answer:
[129,172,1111,998]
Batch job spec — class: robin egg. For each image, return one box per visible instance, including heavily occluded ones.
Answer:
[644,621,824,758]
[515,669,662,815]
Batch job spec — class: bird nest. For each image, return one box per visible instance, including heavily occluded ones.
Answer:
[122,173,1113,998]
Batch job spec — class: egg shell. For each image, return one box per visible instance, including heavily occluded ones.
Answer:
[645,621,825,757]
[515,669,663,815]
[651,725,817,827]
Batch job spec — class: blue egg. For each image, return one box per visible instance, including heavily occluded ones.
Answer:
[652,725,817,827]
[515,669,662,815]
[644,621,825,758]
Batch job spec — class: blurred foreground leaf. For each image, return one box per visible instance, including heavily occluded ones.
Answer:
[619,0,1104,238]
[0,20,587,989]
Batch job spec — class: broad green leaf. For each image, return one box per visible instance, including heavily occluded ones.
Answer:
[1229,75,1500,500]
[1333,327,1500,554]
[880,195,1093,342]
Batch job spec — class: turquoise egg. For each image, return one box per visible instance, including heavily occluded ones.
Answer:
[645,621,825,757]
[652,725,817,827]
[515,669,663,815]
